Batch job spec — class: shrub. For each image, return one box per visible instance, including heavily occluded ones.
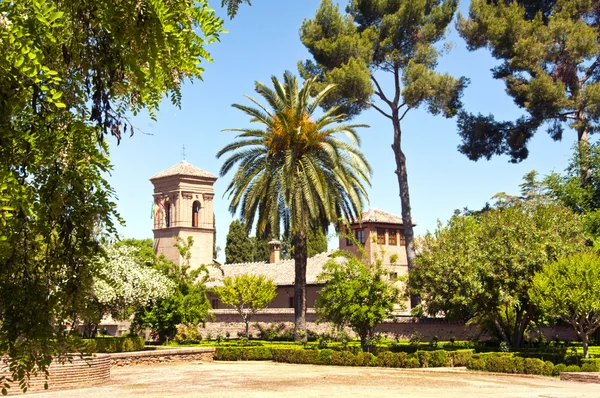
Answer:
[448,350,475,367]
[581,363,598,372]
[543,361,554,376]
[214,347,272,361]
[565,365,581,372]
[317,349,334,365]
[82,336,144,353]
[405,356,420,368]
[523,358,545,375]
[552,363,567,376]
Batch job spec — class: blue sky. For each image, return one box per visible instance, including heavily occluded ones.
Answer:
[108,0,576,261]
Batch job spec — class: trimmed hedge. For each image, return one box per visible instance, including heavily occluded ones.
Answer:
[271,348,473,368]
[465,352,600,376]
[83,336,145,353]
[214,347,274,361]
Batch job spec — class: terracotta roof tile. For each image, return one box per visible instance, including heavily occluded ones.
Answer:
[206,251,343,288]
[150,161,217,180]
[350,208,404,225]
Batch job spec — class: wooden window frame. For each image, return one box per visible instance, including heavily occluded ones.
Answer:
[389,229,397,245]
[377,229,386,245]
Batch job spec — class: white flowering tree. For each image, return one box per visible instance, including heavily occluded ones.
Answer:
[85,242,175,333]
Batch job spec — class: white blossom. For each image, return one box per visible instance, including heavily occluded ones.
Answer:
[93,244,175,316]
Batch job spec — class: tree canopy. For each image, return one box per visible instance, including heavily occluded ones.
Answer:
[530,252,600,358]
[457,0,600,163]
[213,274,276,339]
[225,220,254,264]
[410,197,586,349]
[217,71,370,336]
[300,0,467,286]
[316,251,400,352]
[0,1,225,385]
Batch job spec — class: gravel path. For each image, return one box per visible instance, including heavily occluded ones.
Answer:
[30,361,600,398]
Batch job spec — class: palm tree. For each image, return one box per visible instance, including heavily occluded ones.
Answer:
[217,71,371,337]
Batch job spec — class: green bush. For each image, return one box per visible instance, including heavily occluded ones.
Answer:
[552,363,567,376]
[523,358,546,375]
[214,347,273,361]
[581,363,598,372]
[448,350,475,366]
[565,365,581,372]
[82,336,144,353]
[317,349,334,365]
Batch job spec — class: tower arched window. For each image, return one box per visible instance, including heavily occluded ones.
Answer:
[165,201,171,227]
[192,201,201,227]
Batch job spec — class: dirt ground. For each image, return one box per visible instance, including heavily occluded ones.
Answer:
[30,361,600,398]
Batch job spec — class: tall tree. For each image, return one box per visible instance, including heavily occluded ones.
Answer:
[225,220,253,264]
[410,198,585,349]
[217,71,371,337]
[300,0,466,294]
[0,0,223,389]
[456,0,600,167]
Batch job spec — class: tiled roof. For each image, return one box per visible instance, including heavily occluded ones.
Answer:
[206,251,342,288]
[350,208,404,225]
[150,161,217,180]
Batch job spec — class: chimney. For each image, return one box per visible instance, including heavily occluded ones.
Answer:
[268,240,281,263]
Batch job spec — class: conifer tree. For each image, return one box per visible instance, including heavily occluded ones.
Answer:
[457,0,600,167]
[225,220,253,264]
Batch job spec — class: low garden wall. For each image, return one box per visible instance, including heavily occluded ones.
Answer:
[111,348,215,367]
[0,354,110,395]
[204,309,481,340]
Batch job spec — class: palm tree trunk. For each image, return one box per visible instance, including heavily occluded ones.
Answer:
[293,227,308,341]
[391,113,418,308]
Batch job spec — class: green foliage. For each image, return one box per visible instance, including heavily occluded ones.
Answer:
[83,336,145,354]
[271,347,471,368]
[411,194,586,349]
[456,0,600,162]
[545,143,600,242]
[174,325,202,345]
[213,274,277,338]
[300,0,467,276]
[225,220,254,264]
[0,0,224,391]
[281,224,329,259]
[553,363,567,376]
[217,71,371,335]
[214,347,273,361]
[530,252,600,358]
[132,238,211,343]
[316,251,401,352]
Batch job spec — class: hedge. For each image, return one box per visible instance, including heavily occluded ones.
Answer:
[83,336,145,353]
[465,352,600,376]
[214,347,274,361]
[271,348,474,368]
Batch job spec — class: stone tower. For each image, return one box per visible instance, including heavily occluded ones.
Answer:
[150,161,217,268]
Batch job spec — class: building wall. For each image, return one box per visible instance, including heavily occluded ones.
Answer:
[208,285,322,310]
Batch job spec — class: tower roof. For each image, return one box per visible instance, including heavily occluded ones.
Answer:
[349,208,407,225]
[150,160,217,181]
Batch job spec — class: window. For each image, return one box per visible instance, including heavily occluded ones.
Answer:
[165,202,171,227]
[289,297,294,308]
[345,227,353,246]
[389,229,397,245]
[211,299,218,309]
[377,229,386,245]
[192,201,201,227]
[400,231,406,246]
[390,272,398,279]
[355,229,365,244]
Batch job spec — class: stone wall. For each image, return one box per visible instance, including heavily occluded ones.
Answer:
[203,309,481,341]
[111,348,215,367]
[0,354,110,395]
